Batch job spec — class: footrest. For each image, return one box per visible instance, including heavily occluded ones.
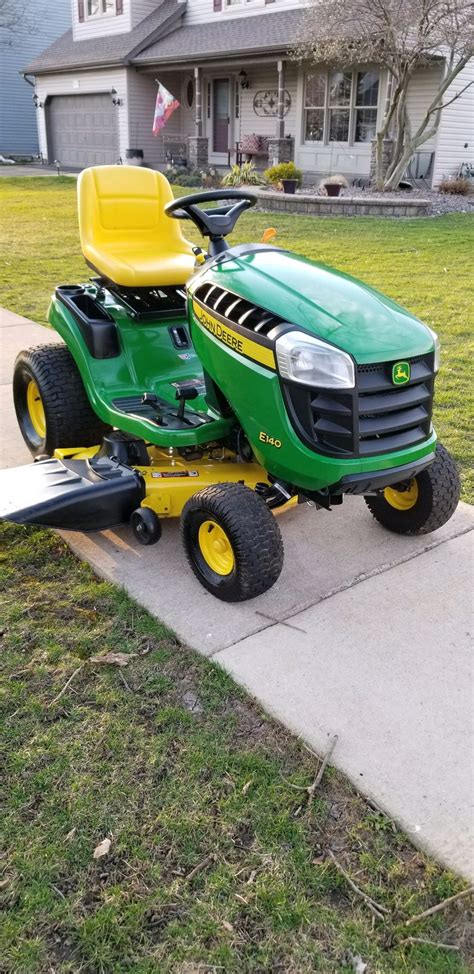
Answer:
[1,457,144,531]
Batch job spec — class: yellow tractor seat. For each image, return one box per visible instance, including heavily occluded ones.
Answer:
[77,166,195,289]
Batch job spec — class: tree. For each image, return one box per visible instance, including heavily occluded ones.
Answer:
[0,0,33,36]
[292,0,473,189]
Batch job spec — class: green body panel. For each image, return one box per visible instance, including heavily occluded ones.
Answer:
[194,248,434,363]
[188,306,436,490]
[48,287,233,447]
[48,242,437,492]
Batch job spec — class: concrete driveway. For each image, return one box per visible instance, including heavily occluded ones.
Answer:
[1,305,473,880]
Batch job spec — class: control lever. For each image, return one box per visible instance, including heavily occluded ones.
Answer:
[141,392,164,424]
[175,381,199,422]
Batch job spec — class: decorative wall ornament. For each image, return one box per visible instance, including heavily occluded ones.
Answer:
[253,89,291,117]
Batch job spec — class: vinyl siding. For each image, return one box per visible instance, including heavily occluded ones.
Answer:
[0,0,71,154]
[238,62,298,144]
[35,67,128,160]
[405,64,444,153]
[72,0,131,41]
[185,0,305,26]
[432,60,474,186]
[127,70,195,166]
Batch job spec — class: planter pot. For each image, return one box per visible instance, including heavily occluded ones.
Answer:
[126,149,144,166]
[281,178,298,195]
[324,183,342,197]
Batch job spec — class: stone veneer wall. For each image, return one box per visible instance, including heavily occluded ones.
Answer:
[254,190,430,217]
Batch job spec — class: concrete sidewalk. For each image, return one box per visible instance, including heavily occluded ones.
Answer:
[1,306,473,880]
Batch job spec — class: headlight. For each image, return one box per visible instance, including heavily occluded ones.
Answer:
[275,331,355,389]
[427,327,440,372]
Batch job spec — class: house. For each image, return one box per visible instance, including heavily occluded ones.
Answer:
[0,0,71,156]
[23,0,473,185]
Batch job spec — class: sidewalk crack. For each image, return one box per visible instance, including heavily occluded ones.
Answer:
[211,523,473,655]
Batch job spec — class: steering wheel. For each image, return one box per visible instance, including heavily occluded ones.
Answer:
[165,189,256,243]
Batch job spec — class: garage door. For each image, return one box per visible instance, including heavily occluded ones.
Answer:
[47,94,119,168]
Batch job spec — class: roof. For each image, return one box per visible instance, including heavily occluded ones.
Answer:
[23,0,184,75]
[133,8,305,64]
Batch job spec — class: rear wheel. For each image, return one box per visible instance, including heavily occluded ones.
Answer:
[364,443,460,535]
[13,344,110,457]
[181,482,284,601]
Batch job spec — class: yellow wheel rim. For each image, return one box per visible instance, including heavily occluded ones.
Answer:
[26,380,46,438]
[198,519,235,576]
[384,479,419,511]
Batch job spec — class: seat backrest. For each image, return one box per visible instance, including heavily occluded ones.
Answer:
[77,165,190,255]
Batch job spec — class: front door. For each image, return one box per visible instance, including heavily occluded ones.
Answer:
[212,78,230,155]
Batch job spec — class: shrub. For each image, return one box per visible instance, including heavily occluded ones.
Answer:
[165,165,191,184]
[222,162,264,187]
[439,177,471,196]
[264,162,303,186]
[178,173,203,188]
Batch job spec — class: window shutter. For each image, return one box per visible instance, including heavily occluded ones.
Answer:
[213,0,222,10]
[116,0,123,13]
[78,0,85,22]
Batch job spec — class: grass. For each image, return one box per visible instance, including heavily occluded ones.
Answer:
[0,176,472,500]
[1,518,473,973]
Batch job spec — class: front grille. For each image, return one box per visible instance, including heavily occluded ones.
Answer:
[193,283,283,337]
[284,352,435,458]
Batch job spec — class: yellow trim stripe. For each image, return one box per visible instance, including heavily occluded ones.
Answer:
[192,299,276,370]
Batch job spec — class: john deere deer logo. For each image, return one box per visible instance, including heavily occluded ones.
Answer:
[392,361,410,385]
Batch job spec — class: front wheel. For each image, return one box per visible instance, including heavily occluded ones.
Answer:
[364,443,460,535]
[181,483,284,601]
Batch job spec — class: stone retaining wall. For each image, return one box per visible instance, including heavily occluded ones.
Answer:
[254,190,430,218]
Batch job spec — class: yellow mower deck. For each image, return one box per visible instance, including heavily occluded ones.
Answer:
[53,446,295,519]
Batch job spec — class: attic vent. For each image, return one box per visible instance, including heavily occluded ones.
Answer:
[193,283,283,337]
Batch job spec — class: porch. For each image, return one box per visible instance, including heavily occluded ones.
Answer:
[131,58,299,173]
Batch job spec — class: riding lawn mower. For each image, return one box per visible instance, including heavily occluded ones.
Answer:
[2,165,460,601]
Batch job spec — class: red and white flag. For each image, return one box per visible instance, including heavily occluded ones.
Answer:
[153,83,180,135]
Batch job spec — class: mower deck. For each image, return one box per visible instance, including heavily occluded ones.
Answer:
[1,444,274,532]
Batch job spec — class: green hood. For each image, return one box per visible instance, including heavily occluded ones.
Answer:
[208,248,434,364]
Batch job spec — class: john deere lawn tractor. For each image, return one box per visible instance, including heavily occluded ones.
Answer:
[3,165,460,601]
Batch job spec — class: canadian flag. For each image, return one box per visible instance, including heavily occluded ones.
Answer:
[153,83,180,135]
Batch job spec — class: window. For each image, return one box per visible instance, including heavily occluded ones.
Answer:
[328,71,352,142]
[304,72,326,142]
[303,68,379,144]
[354,71,379,142]
[87,0,115,18]
[185,79,194,109]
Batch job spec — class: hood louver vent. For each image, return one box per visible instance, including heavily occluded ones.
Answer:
[193,283,283,337]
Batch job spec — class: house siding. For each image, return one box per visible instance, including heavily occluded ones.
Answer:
[35,67,128,161]
[238,62,298,146]
[185,0,304,26]
[127,70,195,166]
[0,0,71,155]
[405,63,444,154]
[72,0,131,41]
[432,60,474,186]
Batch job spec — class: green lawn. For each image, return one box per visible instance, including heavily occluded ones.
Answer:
[0,176,472,501]
[1,520,472,973]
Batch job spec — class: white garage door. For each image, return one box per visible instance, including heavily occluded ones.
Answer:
[47,93,119,168]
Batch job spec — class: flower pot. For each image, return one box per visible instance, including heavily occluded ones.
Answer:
[324,183,342,197]
[281,178,298,195]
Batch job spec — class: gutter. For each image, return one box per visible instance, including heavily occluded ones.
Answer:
[132,43,292,67]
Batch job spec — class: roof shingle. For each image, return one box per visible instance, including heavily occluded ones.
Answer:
[133,8,305,64]
[23,0,184,75]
